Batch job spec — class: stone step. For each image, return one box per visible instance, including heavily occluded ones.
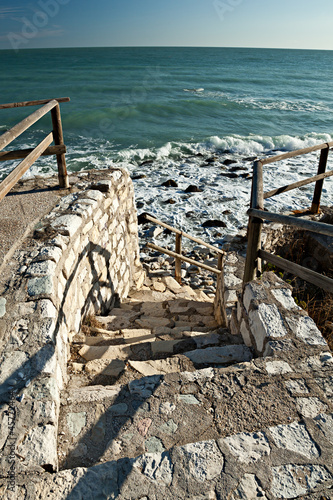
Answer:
[78,331,227,362]
[81,324,226,346]
[126,285,213,304]
[127,356,195,376]
[94,299,216,328]
[83,329,157,346]
[183,344,253,365]
[82,354,196,379]
[73,339,250,385]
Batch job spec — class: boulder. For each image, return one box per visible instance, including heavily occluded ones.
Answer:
[161,179,178,187]
[184,185,203,193]
[202,220,227,228]
[221,173,238,179]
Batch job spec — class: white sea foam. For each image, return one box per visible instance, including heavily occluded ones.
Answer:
[203,91,331,113]
[207,133,333,156]
[123,136,333,249]
[2,132,332,250]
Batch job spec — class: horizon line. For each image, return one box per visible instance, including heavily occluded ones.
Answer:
[1,45,332,52]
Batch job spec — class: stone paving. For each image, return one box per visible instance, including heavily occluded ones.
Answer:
[59,273,252,471]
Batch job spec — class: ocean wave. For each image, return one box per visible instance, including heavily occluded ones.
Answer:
[98,132,333,165]
[202,91,330,113]
[206,132,333,156]
[239,98,330,113]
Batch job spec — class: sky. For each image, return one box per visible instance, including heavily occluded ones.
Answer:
[0,0,332,51]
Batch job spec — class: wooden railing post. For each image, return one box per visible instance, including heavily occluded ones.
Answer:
[175,233,182,283]
[51,103,69,188]
[213,253,228,327]
[311,145,329,214]
[243,160,264,285]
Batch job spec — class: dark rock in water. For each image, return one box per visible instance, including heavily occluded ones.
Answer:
[202,220,227,228]
[164,198,176,204]
[195,153,204,157]
[240,173,252,179]
[132,174,147,180]
[140,160,154,166]
[242,156,257,162]
[164,228,172,235]
[214,232,222,237]
[186,211,196,218]
[223,159,237,166]
[221,173,238,179]
[161,179,178,187]
[138,212,153,224]
[184,185,203,193]
[230,166,247,172]
[136,201,145,209]
[206,156,218,163]
[223,210,232,215]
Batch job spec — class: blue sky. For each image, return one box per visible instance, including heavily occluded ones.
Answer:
[0,0,332,51]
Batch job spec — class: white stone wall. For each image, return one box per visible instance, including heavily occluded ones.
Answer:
[234,272,329,358]
[0,168,144,475]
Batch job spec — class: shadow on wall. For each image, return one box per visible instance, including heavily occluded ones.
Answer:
[0,243,120,478]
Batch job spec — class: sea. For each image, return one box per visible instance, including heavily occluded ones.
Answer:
[0,47,332,247]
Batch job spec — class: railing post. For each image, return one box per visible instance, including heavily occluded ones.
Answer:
[51,103,69,188]
[175,233,182,283]
[243,160,264,285]
[311,145,329,214]
[214,253,228,327]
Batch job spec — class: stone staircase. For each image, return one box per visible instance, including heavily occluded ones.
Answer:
[23,266,333,499]
[59,273,252,471]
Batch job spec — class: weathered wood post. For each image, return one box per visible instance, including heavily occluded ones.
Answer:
[175,233,182,283]
[243,160,264,285]
[214,252,227,327]
[51,103,69,188]
[311,144,329,214]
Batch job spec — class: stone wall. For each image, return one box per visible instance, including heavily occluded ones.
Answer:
[0,168,144,476]
[234,271,329,358]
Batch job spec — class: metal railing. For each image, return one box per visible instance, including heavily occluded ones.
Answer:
[243,141,333,293]
[0,97,70,202]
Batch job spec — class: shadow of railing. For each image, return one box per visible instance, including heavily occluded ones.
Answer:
[63,365,163,499]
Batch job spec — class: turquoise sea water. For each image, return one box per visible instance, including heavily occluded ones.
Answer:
[1,47,333,156]
[0,47,332,240]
